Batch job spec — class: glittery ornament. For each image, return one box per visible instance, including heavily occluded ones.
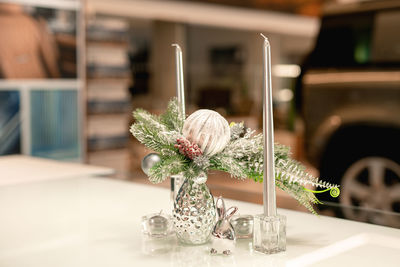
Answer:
[182,109,230,156]
[230,122,245,140]
[141,153,161,175]
[193,155,210,169]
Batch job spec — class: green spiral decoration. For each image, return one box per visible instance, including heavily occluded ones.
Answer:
[329,187,340,197]
[304,187,340,198]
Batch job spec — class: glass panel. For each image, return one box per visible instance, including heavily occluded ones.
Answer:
[309,13,374,68]
[371,10,400,63]
[309,9,400,68]
[0,90,20,155]
[30,89,80,160]
[0,3,77,79]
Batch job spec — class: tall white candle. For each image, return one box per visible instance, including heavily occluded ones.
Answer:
[261,34,276,216]
[172,44,185,115]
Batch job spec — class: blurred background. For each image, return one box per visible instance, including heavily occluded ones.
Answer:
[0,0,399,228]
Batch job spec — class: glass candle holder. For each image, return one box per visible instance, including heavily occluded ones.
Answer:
[253,214,286,254]
[142,213,174,238]
[141,213,175,255]
[230,215,254,239]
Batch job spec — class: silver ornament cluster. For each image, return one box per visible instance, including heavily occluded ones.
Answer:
[173,178,216,245]
[182,109,230,156]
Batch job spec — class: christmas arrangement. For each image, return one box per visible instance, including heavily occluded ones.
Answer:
[130,98,340,215]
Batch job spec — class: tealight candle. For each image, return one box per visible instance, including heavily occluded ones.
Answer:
[148,215,167,234]
[231,215,254,239]
[142,213,173,238]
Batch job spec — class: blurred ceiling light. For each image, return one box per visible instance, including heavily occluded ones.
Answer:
[273,64,301,78]
[277,88,293,102]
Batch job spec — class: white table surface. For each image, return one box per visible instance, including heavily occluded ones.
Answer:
[1,176,399,267]
[0,155,114,186]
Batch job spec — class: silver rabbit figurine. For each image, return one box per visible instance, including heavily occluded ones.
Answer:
[210,196,238,255]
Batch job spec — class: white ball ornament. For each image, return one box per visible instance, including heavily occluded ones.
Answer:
[182,109,230,156]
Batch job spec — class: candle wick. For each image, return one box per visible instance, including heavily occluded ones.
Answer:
[260,33,267,40]
[172,43,182,51]
[260,33,270,44]
[159,210,163,215]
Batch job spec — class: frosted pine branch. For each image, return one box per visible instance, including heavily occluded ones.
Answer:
[160,98,185,132]
[276,159,339,189]
[276,179,319,215]
[148,154,187,183]
[193,155,210,169]
[211,155,248,180]
[230,122,245,140]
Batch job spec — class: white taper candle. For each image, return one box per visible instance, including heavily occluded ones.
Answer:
[172,44,185,115]
[261,34,276,216]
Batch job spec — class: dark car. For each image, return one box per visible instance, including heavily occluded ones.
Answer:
[297,0,400,227]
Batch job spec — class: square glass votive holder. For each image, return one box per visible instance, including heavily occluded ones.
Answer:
[253,214,286,254]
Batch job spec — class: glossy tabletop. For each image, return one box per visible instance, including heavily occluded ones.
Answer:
[1,175,400,267]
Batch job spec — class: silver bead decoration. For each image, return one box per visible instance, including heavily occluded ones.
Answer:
[173,177,216,245]
[141,153,161,175]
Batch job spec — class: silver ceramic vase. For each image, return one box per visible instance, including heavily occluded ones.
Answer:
[173,177,216,245]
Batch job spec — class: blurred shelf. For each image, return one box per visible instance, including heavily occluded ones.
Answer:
[87,16,129,43]
[87,77,131,83]
[88,148,130,175]
[87,67,130,79]
[87,40,129,48]
[88,100,131,114]
[87,113,129,136]
[85,15,132,174]
[88,135,128,151]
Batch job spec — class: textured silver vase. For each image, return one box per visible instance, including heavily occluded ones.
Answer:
[173,178,216,245]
